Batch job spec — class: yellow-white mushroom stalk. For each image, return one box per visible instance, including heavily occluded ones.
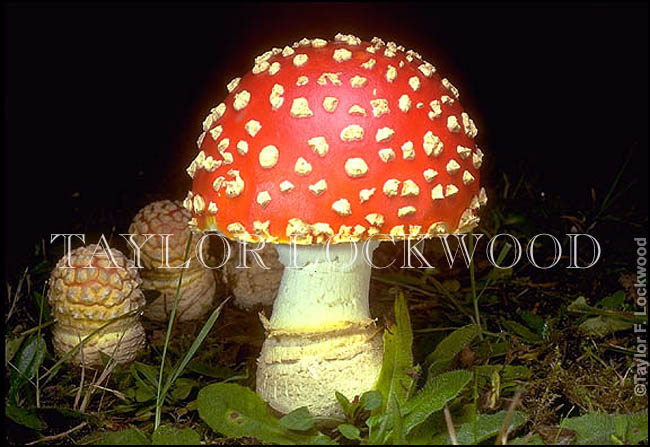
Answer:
[256,241,382,417]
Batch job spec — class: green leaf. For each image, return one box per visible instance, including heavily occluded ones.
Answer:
[373,292,414,413]
[509,433,546,445]
[402,370,472,434]
[579,315,635,337]
[131,362,161,389]
[427,325,480,364]
[8,334,47,404]
[425,325,480,376]
[279,406,315,432]
[567,296,595,313]
[431,410,526,445]
[596,290,625,309]
[152,425,200,445]
[567,295,643,336]
[197,383,332,444]
[96,426,151,445]
[367,413,391,445]
[13,334,47,379]
[519,311,546,334]
[562,410,648,445]
[359,391,382,412]
[5,335,25,366]
[474,365,530,391]
[365,413,384,431]
[186,360,241,380]
[335,391,352,418]
[390,395,405,445]
[337,424,361,441]
[502,320,542,343]
[404,411,447,445]
[427,358,456,378]
[135,385,156,403]
[310,434,338,445]
[568,296,642,321]
[198,383,283,441]
[6,405,47,430]
[169,378,198,401]
[474,365,530,382]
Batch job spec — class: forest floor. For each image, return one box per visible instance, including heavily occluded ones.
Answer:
[5,160,648,445]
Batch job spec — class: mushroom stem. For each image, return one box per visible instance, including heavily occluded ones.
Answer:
[256,241,383,418]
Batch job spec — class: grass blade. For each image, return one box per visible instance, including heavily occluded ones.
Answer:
[162,297,230,396]
[155,232,193,430]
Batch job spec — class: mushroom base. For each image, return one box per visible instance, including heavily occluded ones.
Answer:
[141,266,216,322]
[256,324,383,418]
[52,323,146,367]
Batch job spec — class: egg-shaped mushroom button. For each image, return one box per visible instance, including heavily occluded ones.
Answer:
[128,200,217,322]
[223,241,283,310]
[47,244,146,367]
[185,33,487,417]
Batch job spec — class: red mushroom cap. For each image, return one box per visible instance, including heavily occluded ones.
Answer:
[185,34,487,244]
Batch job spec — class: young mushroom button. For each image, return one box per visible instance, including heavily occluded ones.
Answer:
[47,244,146,367]
[185,33,487,418]
[129,200,217,322]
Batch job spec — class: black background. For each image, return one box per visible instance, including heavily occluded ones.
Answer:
[4,2,648,277]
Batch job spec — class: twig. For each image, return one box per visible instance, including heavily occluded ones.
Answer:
[18,320,55,337]
[73,342,86,411]
[7,361,37,387]
[79,364,111,413]
[444,405,458,445]
[25,421,87,445]
[468,231,483,340]
[554,406,576,444]
[6,267,29,323]
[92,384,127,401]
[35,281,47,409]
[77,369,97,413]
[80,349,122,413]
[96,331,127,413]
[497,390,523,445]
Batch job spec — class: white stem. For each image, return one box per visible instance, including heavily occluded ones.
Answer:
[270,241,378,333]
[256,241,384,417]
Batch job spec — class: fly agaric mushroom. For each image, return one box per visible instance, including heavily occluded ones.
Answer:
[185,33,487,416]
[48,244,146,367]
[223,241,283,310]
[128,200,217,322]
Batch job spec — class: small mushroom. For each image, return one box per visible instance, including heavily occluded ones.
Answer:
[185,34,487,417]
[47,244,146,367]
[223,241,283,310]
[128,200,217,322]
